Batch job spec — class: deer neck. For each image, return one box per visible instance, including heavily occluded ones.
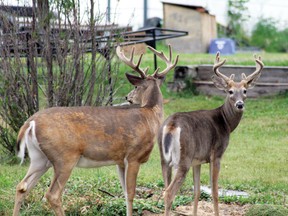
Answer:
[220,97,243,132]
[141,84,163,118]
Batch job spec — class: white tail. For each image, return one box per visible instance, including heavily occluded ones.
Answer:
[13,45,179,216]
[158,52,264,216]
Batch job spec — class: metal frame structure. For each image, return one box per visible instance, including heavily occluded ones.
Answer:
[95,27,188,69]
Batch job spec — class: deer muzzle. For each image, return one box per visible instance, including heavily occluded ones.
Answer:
[235,101,244,110]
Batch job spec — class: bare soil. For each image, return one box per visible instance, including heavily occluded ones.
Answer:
[142,200,251,216]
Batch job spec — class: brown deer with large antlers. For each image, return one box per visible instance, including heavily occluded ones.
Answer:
[158,52,264,216]
[13,45,179,216]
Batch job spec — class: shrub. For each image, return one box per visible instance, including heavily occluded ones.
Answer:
[250,18,288,52]
[0,1,123,158]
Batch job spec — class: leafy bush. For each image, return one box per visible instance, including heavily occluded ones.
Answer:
[250,18,288,52]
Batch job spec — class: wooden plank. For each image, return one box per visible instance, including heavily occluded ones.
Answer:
[193,81,288,86]
[194,83,288,97]
[171,64,288,97]
[195,65,288,82]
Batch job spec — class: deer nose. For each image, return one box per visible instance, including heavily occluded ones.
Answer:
[235,101,244,110]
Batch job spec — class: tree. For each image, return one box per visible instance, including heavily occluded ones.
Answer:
[0,1,123,158]
[251,18,288,52]
[226,0,250,47]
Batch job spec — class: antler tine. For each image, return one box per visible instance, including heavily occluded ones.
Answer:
[116,46,148,79]
[148,44,179,78]
[244,54,264,81]
[213,51,230,81]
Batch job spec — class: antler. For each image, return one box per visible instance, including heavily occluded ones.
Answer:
[147,44,179,78]
[213,52,232,81]
[116,46,148,79]
[242,54,264,82]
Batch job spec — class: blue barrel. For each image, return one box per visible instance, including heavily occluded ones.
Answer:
[209,38,235,55]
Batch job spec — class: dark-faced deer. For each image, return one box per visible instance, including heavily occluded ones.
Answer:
[158,52,264,216]
[13,45,179,216]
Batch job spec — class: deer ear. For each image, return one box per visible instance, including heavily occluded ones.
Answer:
[126,73,144,86]
[211,75,228,90]
[246,73,261,89]
[156,76,165,86]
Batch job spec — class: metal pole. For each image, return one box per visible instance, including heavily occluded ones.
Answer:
[144,0,147,26]
[107,0,111,22]
[152,29,157,70]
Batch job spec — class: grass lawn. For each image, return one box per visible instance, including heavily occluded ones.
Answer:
[0,48,287,215]
[1,95,287,215]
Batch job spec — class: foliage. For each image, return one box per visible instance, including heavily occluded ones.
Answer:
[250,18,288,52]
[226,0,250,47]
[172,195,193,209]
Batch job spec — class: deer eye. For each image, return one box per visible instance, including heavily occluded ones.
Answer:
[135,86,138,89]
[228,90,234,95]
[243,89,247,94]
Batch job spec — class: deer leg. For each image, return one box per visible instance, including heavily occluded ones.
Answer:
[45,158,78,216]
[193,165,201,216]
[164,166,190,216]
[13,152,51,216]
[124,160,140,216]
[210,158,221,216]
[161,160,172,188]
[117,165,126,193]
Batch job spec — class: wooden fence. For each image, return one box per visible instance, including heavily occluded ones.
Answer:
[169,65,288,97]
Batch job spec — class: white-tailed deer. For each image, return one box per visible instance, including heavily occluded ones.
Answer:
[13,45,179,216]
[158,52,264,216]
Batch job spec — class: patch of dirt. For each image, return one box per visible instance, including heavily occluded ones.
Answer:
[142,201,251,216]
